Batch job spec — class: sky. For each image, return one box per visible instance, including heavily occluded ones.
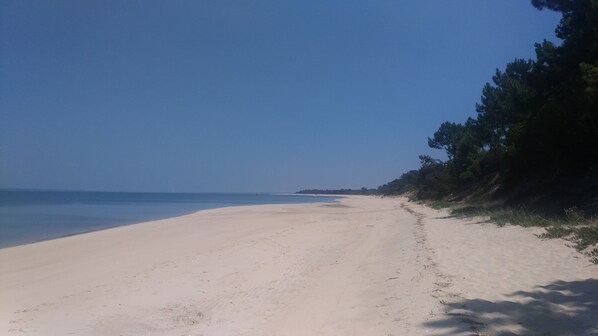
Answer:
[1,1,562,193]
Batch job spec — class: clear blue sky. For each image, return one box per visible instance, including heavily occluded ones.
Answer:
[1,1,561,193]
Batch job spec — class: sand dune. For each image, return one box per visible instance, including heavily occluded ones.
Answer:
[1,196,596,335]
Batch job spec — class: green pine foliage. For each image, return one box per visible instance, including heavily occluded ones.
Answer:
[379,0,598,217]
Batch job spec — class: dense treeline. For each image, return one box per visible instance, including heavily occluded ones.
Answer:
[379,0,598,215]
[297,188,379,195]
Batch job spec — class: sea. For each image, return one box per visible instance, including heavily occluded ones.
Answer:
[0,190,337,248]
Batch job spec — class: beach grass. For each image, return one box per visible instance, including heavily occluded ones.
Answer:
[424,200,598,264]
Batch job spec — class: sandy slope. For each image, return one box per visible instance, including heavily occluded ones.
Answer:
[0,196,596,335]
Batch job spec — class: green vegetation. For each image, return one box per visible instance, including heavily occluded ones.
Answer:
[449,206,554,227]
[379,0,598,217]
[301,1,598,262]
[431,202,598,264]
[297,188,379,195]
[377,1,598,262]
[540,225,598,264]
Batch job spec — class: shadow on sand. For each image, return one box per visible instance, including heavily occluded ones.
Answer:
[424,279,598,335]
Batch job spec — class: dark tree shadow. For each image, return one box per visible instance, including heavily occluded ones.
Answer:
[424,279,598,335]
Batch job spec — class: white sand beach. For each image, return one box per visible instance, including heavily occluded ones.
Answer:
[1,196,596,335]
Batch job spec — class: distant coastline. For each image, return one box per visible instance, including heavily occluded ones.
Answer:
[296,188,378,196]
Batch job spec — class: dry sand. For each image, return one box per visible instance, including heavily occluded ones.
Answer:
[1,196,596,335]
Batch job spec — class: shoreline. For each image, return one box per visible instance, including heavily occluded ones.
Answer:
[0,208,205,250]
[0,192,340,249]
[1,196,596,335]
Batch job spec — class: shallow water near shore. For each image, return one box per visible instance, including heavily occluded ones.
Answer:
[0,190,336,248]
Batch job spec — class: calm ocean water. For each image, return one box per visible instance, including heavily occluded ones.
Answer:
[0,190,337,248]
